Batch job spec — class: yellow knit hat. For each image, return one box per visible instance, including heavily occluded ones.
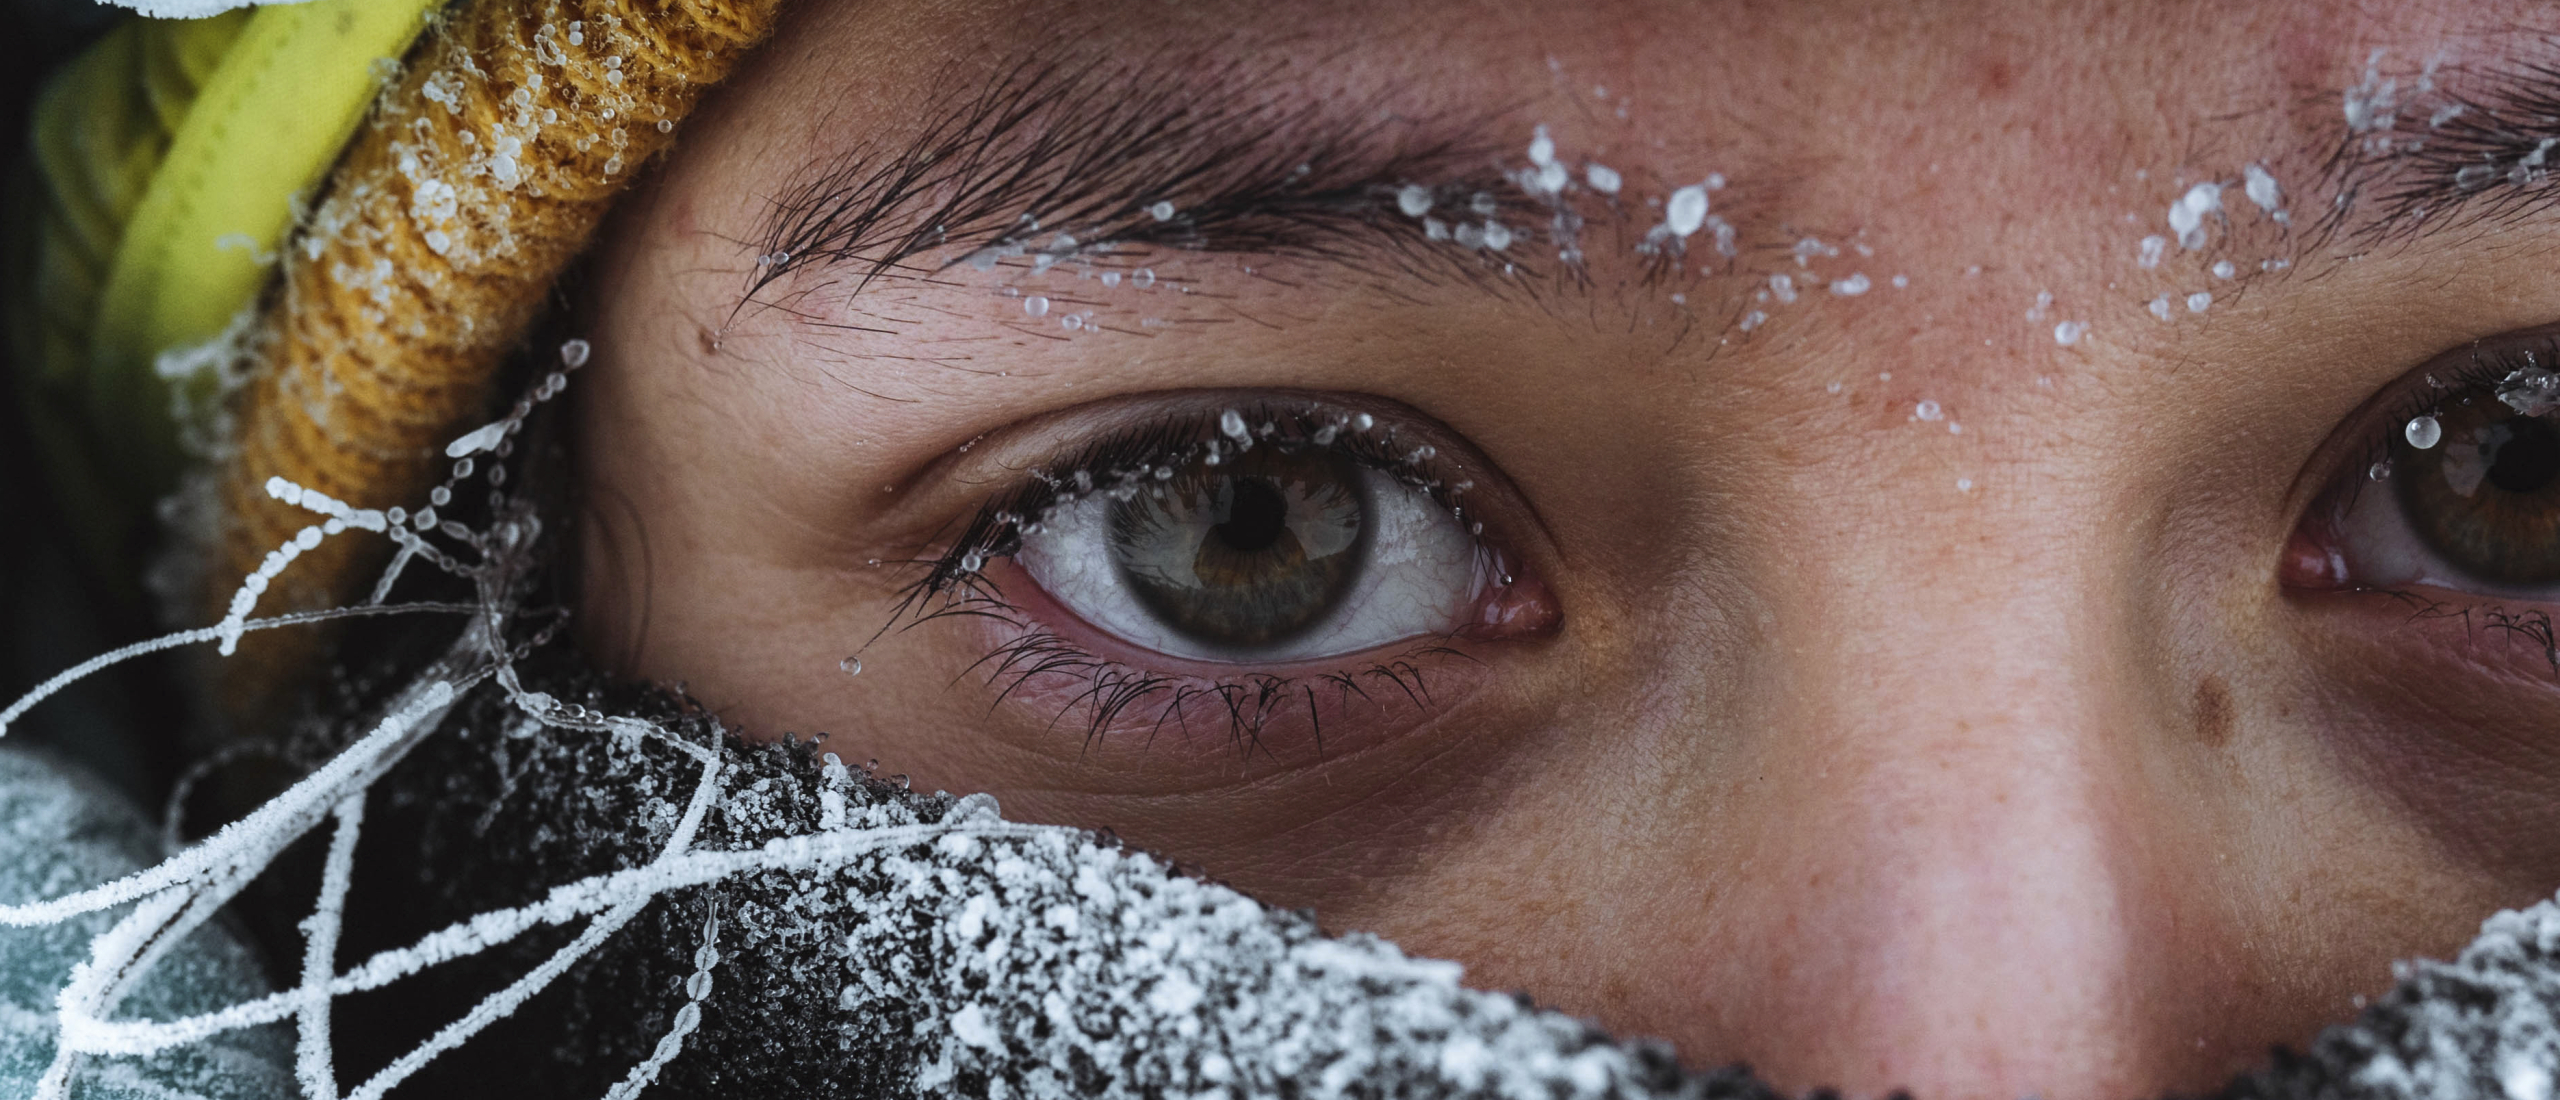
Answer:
[11,0,781,711]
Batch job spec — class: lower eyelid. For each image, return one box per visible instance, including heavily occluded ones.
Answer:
[952,561,1498,762]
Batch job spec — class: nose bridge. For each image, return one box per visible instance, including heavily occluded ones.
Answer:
[1733,479,2190,1096]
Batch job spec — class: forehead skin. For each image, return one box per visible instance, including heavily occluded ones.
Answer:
[578,0,2560,1096]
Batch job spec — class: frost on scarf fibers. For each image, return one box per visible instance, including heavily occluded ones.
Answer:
[209,0,777,711]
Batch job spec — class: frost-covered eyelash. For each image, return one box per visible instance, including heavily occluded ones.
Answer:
[2323,336,2560,671]
[960,624,1472,757]
[2348,337,2560,499]
[871,401,1492,753]
[879,401,1486,632]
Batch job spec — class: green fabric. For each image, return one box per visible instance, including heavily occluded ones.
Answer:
[0,746,290,1098]
[7,0,438,601]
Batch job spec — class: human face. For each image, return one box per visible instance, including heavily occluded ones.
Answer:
[574,1,2560,1094]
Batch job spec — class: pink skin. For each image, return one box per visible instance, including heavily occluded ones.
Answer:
[575,1,2560,1095]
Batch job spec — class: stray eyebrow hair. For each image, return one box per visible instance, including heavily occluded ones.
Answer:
[739,52,1581,326]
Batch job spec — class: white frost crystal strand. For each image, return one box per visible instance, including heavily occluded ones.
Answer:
[445,419,510,458]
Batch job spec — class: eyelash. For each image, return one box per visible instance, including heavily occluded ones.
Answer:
[874,401,1501,756]
[2347,337,2560,506]
[2323,336,2560,667]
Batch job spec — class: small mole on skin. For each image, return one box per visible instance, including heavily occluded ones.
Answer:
[2193,673,2236,748]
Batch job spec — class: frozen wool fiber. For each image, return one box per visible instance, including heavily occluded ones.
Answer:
[212,0,780,718]
[0,747,290,1097]
[332,655,1786,1099]
[305,646,2560,1100]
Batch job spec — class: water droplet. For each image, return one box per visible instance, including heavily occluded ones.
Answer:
[959,551,985,571]
[1353,413,1375,431]
[1133,268,1155,289]
[839,656,863,675]
[1220,409,1249,440]
[560,339,592,368]
[2406,414,2443,449]
[1915,399,1943,421]
[1024,296,1050,317]
[2369,459,2394,481]
[1149,201,1177,221]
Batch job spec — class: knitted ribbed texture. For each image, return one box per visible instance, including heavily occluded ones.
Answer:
[209,0,780,708]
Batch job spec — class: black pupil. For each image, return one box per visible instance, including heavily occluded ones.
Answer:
[1214,478,1288,552]
[2488,417,2560,495]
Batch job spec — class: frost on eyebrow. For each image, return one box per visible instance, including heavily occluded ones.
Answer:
[730,49,1858,353]
[2307,41,2560,248]
[733,54,1555,320]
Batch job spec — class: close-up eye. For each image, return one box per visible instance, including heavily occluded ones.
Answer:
[2293,336,2560,600]
[1016,414,1485,663]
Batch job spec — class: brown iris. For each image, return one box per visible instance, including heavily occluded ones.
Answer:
[1105,448,1370,649]
[2398,397,2560,586]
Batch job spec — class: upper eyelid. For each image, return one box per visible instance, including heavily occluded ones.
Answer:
[875,392,1529,625]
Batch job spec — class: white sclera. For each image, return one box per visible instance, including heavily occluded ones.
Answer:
[1018,467,1480,664]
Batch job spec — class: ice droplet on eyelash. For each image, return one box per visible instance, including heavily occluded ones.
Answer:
[2369,458,2394,481]
[1024,296,1050,317]
[1353,413,1375,431]
[838,656,863,675]
[1149,201,1177,221]
[2407,414,2444,449]
[1217,410,1250,441]
[959,551,985,572]
[560,338,591,368]
[1396,185,1433,218]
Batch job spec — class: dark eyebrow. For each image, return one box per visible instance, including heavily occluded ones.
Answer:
[2315,46,2560,250]
[738,53,1583,326]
